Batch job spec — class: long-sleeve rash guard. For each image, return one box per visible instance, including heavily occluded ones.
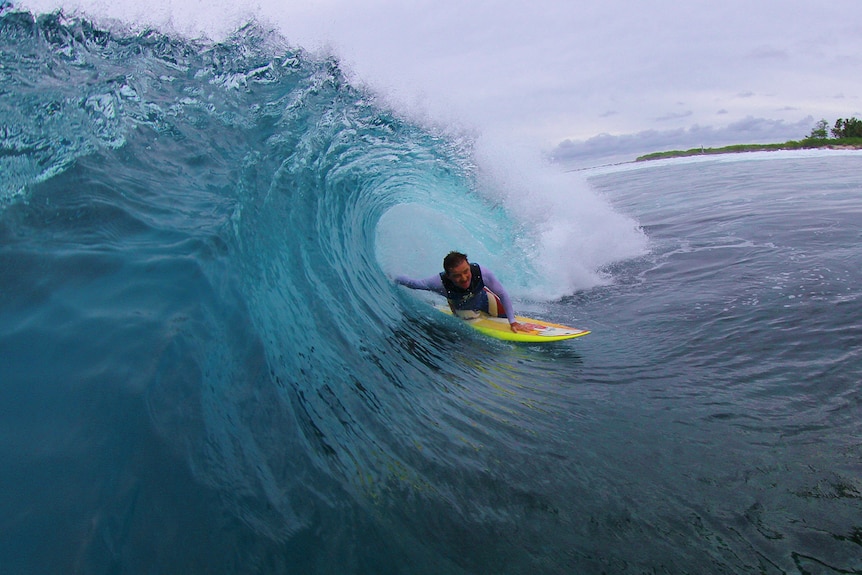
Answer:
[395,265,518,324]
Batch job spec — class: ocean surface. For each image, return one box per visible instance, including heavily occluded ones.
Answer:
[2,8,862,574]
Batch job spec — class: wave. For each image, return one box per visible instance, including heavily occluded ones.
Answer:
[1,8,647,569]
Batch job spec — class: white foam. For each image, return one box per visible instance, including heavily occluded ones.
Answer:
[471,137,649,299]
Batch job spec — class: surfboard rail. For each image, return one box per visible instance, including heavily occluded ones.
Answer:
[436,305,590,342]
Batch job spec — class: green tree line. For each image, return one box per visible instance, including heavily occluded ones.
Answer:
[637,116,862,162]
[808,117,862,139]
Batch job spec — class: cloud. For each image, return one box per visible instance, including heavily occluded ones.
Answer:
[655,110,693,122]
[549,115,816,168]
[747,45,790,60]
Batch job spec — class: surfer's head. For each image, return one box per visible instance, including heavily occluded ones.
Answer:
[443,251,471,289]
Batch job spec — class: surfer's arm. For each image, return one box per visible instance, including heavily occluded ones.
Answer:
[480,267,528,332]
[394,274,446,295]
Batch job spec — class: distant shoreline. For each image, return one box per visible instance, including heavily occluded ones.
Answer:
[635,138,862,162]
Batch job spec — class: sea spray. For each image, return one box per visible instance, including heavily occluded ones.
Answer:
[470,137,649,299]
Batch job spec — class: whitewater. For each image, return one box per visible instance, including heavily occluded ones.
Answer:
[2,7,862,575]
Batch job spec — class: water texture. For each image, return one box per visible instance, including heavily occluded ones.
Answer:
[2,9,862,574]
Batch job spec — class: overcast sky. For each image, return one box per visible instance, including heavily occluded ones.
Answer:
[20,0,862,165]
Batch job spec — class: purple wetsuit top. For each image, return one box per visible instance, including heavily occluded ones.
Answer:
[395,264,518,324]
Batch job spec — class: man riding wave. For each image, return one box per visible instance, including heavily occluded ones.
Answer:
[395,251,528,333]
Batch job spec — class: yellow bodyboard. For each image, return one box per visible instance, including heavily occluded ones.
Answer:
[436,305,590,343]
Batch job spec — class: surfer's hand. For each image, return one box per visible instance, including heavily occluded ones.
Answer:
[509,321,530,333]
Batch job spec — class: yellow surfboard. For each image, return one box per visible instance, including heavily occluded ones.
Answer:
[436,305,590,343]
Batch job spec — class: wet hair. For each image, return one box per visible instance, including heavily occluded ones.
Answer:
[443,251,468,272]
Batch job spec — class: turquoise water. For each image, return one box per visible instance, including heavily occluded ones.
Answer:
[2,9,862,574]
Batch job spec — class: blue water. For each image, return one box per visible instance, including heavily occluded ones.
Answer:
[2,8,862,574]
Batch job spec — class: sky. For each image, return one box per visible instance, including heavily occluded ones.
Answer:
[18,0,862,166]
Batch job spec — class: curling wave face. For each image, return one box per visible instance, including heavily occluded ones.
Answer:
[1,10,627,572]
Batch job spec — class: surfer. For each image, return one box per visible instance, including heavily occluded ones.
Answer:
[395,251,529,333]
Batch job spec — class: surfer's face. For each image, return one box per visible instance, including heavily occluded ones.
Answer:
[446,260,472,289]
